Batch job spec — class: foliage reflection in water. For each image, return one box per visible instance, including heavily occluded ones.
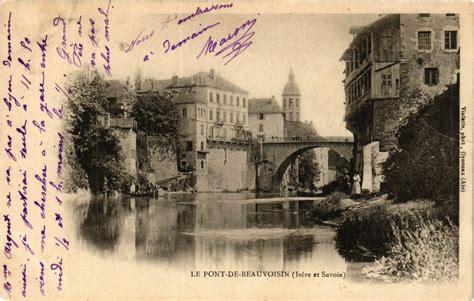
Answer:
[72,193,350,273]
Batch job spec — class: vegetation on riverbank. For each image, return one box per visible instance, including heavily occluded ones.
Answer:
[331,83,460,283]
[307,192,345,223]
[362,214,458,283]
[64,74,132,195]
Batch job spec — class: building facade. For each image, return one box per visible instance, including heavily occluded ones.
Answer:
[341,14,460,192]
[141,69,251,192]
[248,96,285,142]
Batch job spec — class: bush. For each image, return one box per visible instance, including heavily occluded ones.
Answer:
[335,200,457,262]
[308,192,345,222]
[321,176,349,195]
[362,216,458,283]
[383,84,459,205]
[336,203,394,261]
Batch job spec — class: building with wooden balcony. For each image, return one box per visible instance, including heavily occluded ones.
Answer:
[340,14,459,192]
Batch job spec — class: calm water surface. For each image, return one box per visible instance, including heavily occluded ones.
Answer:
[70,193,365,278]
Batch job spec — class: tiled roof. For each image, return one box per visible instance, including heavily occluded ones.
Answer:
[340,14,398,61]
[248,98,282,114]
[139,79,172,93]
[139,70,248,94]
[174,91,206,104]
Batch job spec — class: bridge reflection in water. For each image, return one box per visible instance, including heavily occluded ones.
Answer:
[74,194,347,273]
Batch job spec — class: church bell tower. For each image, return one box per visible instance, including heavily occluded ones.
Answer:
[282,68,301,121]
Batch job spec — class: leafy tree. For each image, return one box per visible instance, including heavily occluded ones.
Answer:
[383,83,459,205]
[298,150,320,191]
[131,92,180,140]
[65,74,131,194]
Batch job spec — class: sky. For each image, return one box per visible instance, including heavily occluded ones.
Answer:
[108,11,380,137]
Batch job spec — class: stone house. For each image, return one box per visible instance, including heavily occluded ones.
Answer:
[340,14,460,192]
[248,96,285,142]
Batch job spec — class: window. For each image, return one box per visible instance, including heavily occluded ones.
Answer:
[216,110,220,121]
[382,74,392,95]
[223,94,227,105]
[288,98,293,107]
[181,160,187,169]
[296,112,299,121]
[186,141,193,151]
[259,113,264,120]
[200,141,204,150]
[424,68,439,86]
[236,113,240,122]
[182,108,187,116]
[200,124,204,135]
[230,113,233,123]
[223,128,227,138]
[236,97,240,106]
[418,31,431,50]
[296,98,299,107]
[243,115,246,123]
[230,95,233,105]
[209,92,213,102]
[381,35,392,51]
[243,98,246,107]
[259,124,264,132]
[223,111,227,122]
[201,161,204,169]
[283,98,286,107]
[216,93,220,104]
[209,110,213,120]
[444,31,457,50]
[289,112,293,121]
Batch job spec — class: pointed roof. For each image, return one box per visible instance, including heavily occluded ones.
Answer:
[248,97,282,114]
[282,68,301,96]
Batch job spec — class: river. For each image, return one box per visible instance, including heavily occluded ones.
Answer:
[70,192,366,280]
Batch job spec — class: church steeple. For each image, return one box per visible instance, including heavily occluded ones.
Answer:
[289,68,295,81]
[282,68,301,121]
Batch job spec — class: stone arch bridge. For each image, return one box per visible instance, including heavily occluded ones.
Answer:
[257,137,354,192]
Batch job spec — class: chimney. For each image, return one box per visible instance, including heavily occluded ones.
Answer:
[210,69,216,80]
[172,75,178,86]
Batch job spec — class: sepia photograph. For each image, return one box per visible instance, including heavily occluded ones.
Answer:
[0,2,471,300]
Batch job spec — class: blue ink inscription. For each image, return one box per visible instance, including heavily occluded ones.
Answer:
[197,17,257,65]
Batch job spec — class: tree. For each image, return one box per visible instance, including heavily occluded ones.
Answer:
[131,92,180,138]
[65,74,131,194]
[382,83,459,205]
[298,150,320,191]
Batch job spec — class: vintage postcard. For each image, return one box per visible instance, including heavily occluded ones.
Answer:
[0,1,472,300]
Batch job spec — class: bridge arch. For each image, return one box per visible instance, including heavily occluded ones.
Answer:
[259,140,353,192]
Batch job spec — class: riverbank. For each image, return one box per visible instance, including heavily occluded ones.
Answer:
[309,192,459,283]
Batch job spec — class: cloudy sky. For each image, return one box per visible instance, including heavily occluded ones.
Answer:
[108,11,379,137]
